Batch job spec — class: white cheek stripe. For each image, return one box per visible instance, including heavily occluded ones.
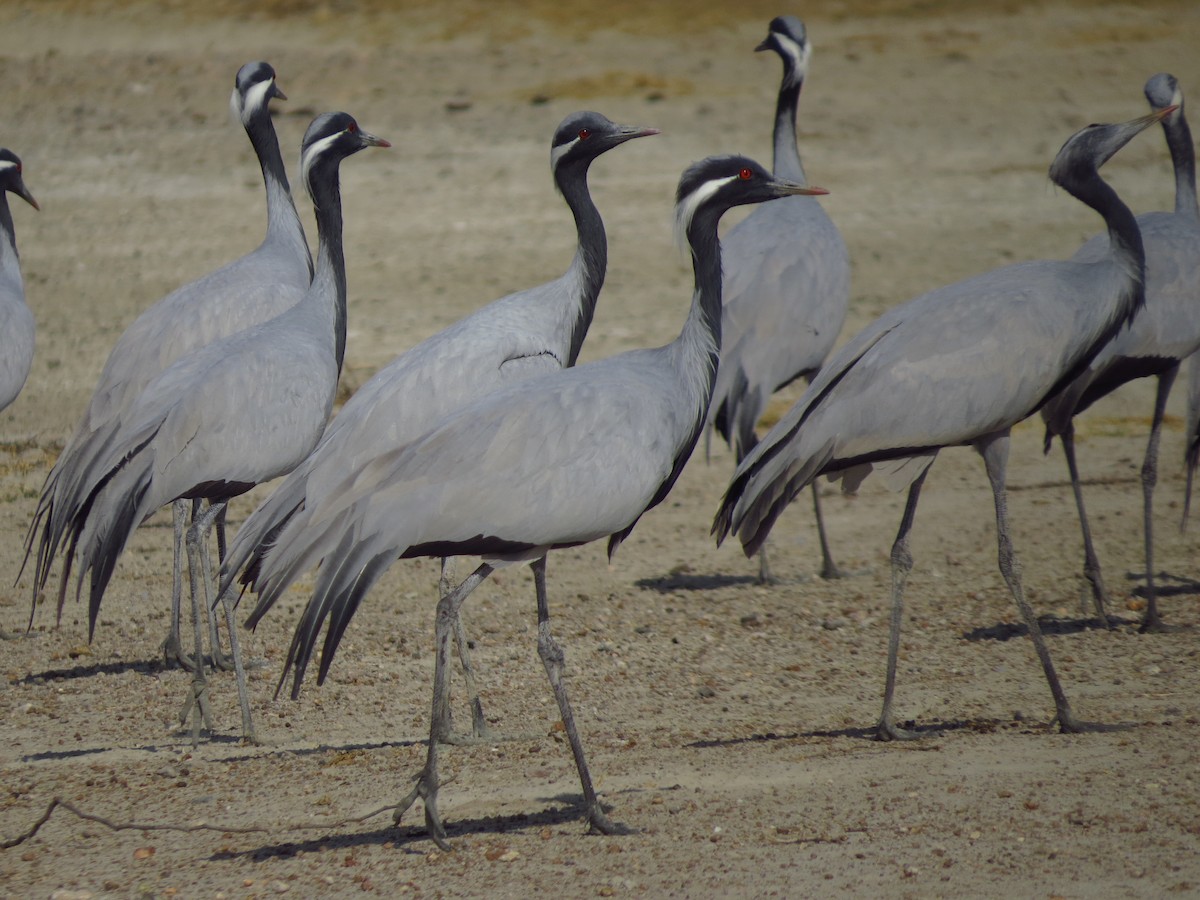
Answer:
[240,77,276,123]
[0,160,17,175]
[775,32,811,86]
[675,174,737,248]
[301,130,344,200]
[550,136,579,173]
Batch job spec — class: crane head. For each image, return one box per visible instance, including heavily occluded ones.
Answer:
[0,149,38,211]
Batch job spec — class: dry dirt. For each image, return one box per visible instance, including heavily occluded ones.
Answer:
[2,1,1200,897]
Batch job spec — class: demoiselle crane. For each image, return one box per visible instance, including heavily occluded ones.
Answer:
[24,62,312,674]
[237,156,826,847]
[1041,74,1200,632]
[715,108,1171,740]
[707,15,850,582]
[32,112,387,741]
[0,149,39,414]
[219,111,657,741]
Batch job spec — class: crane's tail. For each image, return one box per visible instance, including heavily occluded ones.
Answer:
[240,467,379,635]
[22,419,134,610]
[80,468,154,638]
[713,438,835,559]
[270,526,395,701]
[219,465,310,601]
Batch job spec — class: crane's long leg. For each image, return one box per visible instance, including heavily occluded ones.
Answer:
[215,502,228,565]
[531,556,630,836]
[1140,368,1179,633]
[432,556,491,743]
[877,469,927,742]
[756,544,775,584]
[754,479,841,584]
[394,563,494,850]
[979,433,1093,733]
[198,500,235,673]
[162,500,197,670]
[1057,421,1111,622]
[802,374,842,582]
[177,501,257,743]
[219,584,257,743]
[811,483,842,580]
[179,503,216,743]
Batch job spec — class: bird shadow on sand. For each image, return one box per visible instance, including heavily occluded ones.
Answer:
[21,734,247,762]
[635,572,760,593]
[1127,570,1200,599]
[635,566,874,593]
[19,656,171,683]
[964,569,1199,642]
[21,737,422,765]
[963,614,1137,642]
[686,715,1051,748]
[684,716,1028,749]
[214,792,615,861]
[208,738,425,765]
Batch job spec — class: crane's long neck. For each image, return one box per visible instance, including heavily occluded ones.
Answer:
[676,211,725,420]
[247,110,312,273]
[306,165,349,373]
[0,194,20,285]
[555,161,607,366]
[772,76,805,183]
[1072,169,1146,326]
[1163,110,1199,220]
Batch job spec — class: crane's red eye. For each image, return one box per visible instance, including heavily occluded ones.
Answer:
[739,167,753,181]
[347,121,358,133]
[578,128,591,140]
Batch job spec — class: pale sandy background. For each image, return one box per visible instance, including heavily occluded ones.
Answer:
[2,1,1200,896]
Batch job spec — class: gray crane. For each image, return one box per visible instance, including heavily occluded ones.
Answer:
[23,61,312,674]
[1041,74,1200,633]
[219,111,657,742]
[706,15,850,582]
[715,108,1170,741]
[0,149,39,414]
[235,156,825,848]
[30,112,387,741]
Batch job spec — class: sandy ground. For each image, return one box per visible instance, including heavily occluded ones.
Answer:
[2,1,1200,896]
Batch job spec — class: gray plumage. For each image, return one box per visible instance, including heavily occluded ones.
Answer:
[1041,73,1200,632]
[239,155,825,847]
[707,16,849,579]
[716,109,1170,739]
[0,149,39,413]
[33,113,387,738]
[24,62,312,662]
[219,111,656,739]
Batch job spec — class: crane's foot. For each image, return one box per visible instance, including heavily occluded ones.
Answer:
[586,803,636,837]
[393,768,452,852]
[431,705,499,745]
[819,561,844,580]
[162,632,199,673]
[875,717,923,742]
[1053,710,1130,734]
[206,634,235,672]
